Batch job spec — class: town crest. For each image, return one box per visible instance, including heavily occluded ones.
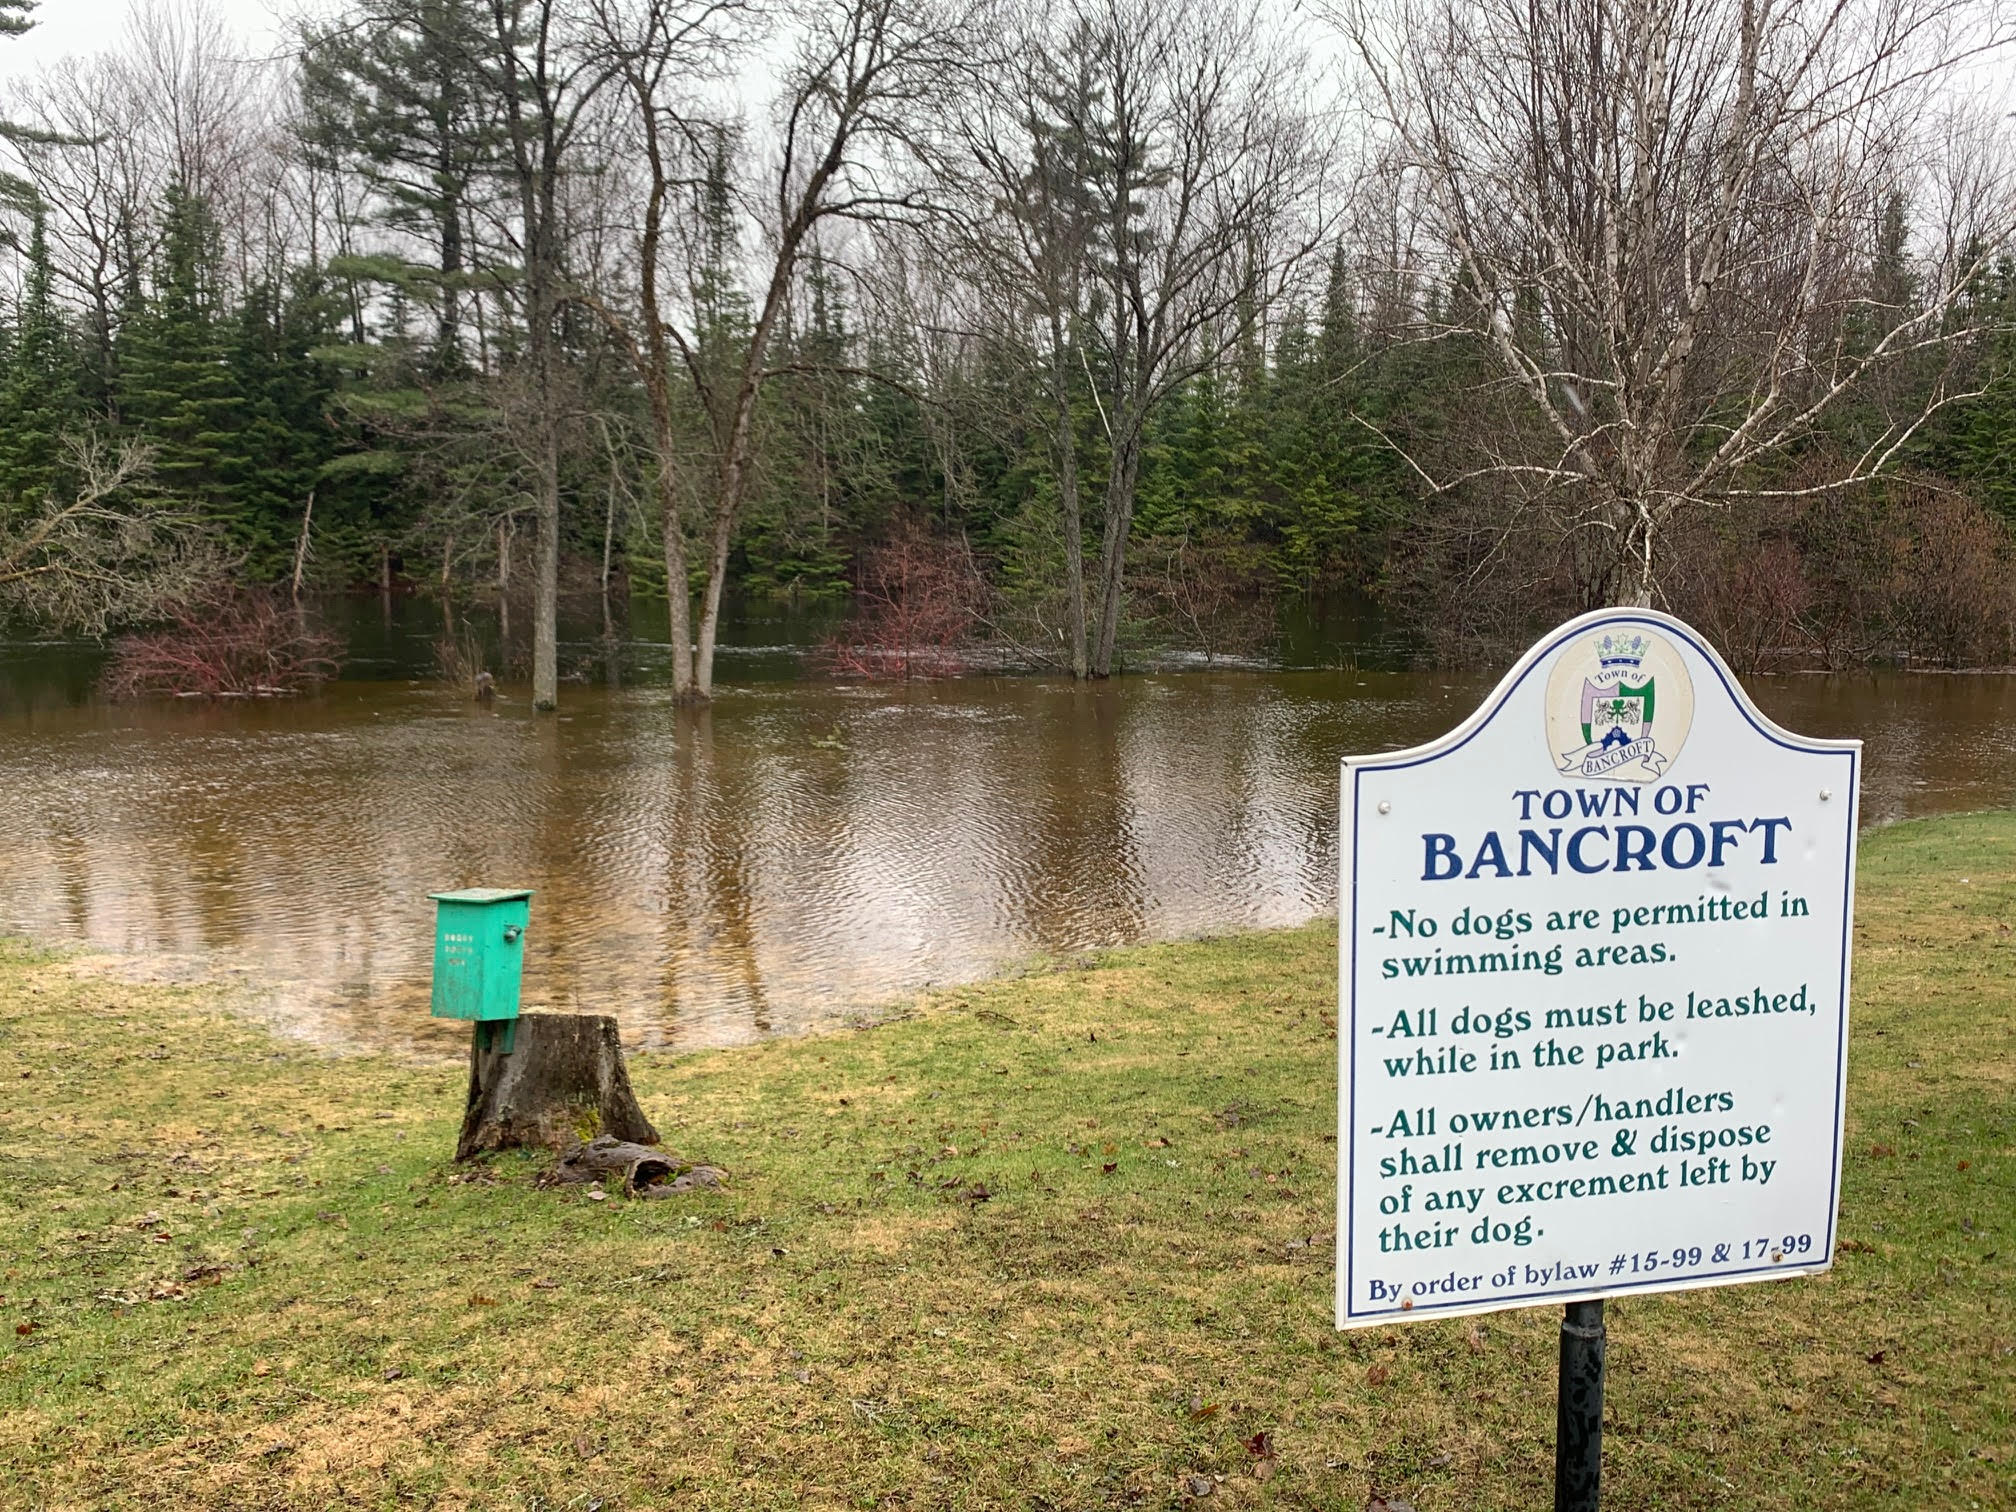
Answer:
[1542,625,1695,783]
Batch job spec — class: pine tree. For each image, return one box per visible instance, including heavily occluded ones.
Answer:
[225,272,342,574]
[117,184,244,533]
[0,3,53,222]
[0,208,74,515]
[691,128,753,400]
[298,0,499,376]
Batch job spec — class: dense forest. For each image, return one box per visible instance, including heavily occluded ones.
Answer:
[0,0,2014,701]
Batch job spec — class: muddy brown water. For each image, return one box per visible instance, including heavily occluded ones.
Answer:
[2,617,2012,1054]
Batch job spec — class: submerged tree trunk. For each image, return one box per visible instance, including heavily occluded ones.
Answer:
[693,427,754,702]
[529,339,561,710]
[457,1012,659,1160]
[497,516,512,646]
[1091,425,1143,677]
[660,451,694,697]
[1048,314,1089,680]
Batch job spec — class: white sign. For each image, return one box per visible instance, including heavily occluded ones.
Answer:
[1337,609,1859,1327]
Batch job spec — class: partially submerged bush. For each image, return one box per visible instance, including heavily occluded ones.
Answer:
[102,590,344,700]
[821,524,982,680]
[1385,468,2016,670]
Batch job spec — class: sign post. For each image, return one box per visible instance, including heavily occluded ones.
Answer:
[1336,609,1859,1507]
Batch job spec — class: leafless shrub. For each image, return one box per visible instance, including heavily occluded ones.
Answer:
[433,625,492,691]
[821,524,982,679]
[1882,481,2016,668]
[1660,502,1813,674]
[1128,535,1277,664]
[101,590,345,700]
[1398,467,2016,670]
[0,434,222,636]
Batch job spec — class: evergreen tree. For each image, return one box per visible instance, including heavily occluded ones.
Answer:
[0,208,74,514]
[691,128,754,398]
[117,184,244,533]
[298,0,499,376]
[225,273,342,574]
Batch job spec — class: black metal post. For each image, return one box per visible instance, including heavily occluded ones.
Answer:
[1553,1299,1606,1512]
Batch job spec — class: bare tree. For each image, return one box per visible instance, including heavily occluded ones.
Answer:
[483,0,618,709]
[659,0,974,700]
[958,0,1330,677]
[1332,0,2016,608]
[580,0,749,699]
[950,13,1101,675]
[6,54,156,410]
[0,434,219,633]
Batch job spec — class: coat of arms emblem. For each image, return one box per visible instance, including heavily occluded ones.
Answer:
[1542,626,1695,782]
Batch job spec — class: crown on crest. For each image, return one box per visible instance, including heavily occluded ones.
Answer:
[1596,632,1647,670]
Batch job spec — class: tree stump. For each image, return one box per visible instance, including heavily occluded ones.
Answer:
[457,1012,659,1161]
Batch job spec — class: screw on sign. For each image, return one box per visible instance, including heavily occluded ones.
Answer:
[1336,609,1859,1511]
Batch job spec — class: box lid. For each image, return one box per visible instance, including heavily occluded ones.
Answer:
[428,888,535,905]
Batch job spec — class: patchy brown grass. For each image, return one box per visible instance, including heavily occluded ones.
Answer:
[0,812,2011,1510]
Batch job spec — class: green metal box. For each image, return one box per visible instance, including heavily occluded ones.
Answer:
[428,888,533,1024]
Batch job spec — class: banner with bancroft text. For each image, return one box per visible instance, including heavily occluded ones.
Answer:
[1337,609,1859,1327]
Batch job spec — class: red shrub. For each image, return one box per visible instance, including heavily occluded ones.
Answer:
[822,526,981,680]
[102,591,345,700]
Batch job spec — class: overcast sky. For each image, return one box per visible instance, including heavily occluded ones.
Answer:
[0,0,290,82]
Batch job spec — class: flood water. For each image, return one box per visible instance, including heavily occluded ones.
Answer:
[2,598,2012,1055]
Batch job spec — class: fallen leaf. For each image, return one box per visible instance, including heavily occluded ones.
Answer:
[1102,1162,1118,1175]
[1244,1430,1274,1459]
[381,1367,403,1381]
[1958,1160,1971,1171]
[13,1323,34,1337]
[1367,1499,1417,1512]
[1865,1350,1886,1365]
[586,1189,608,1202]
[1253,1459,1275,1482]
[1183,1474,1214,1498]
[468,1295,497,1307]
[1466,1323,1487,1354]
[1366,1364,1390,1387]
[1188,1401,1220,1421]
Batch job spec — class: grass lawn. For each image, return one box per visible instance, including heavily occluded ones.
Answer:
[0,812,2010,1511]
